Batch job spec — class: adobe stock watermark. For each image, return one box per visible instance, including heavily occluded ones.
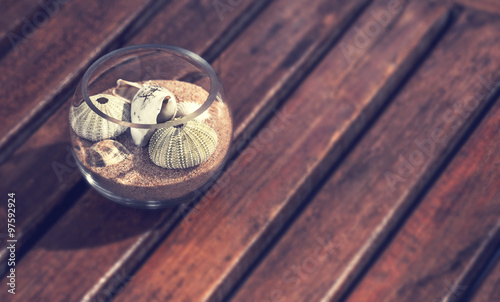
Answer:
[384,73,500,192]
[213,0,247,21]
[8,0,69,52]
[51,145,79,183]
[254,234,340,302]
[341,0,406,64]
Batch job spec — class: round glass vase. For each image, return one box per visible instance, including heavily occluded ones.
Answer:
[69,44,233,209]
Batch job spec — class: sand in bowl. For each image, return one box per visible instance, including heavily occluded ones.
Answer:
[71,80,232,202]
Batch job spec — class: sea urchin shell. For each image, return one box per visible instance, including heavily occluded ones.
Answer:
[70,94,130,141]
[149,120,218,169]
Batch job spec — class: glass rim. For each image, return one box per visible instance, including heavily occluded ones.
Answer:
[81,44,220,129]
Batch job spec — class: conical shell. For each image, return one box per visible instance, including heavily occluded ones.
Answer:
[86,140,131,168]
[157,96,178,123]
[70,94,130,141]
[149,120,218,169]
[175,101,210,121]
[130,83,177,146]
[112,79,142,102]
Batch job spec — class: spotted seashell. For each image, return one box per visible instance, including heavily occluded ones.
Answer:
[70,94,130,141]
[149,120,218,169]
[86,140,130,168]
[175,101,211,121]
[131,83,177,146]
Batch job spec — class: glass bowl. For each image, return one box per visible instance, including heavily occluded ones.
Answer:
[69,44,233,209]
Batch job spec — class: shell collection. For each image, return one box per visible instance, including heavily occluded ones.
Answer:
[86,140,131,168]
[70,94,130,141]
[73,80,218,170]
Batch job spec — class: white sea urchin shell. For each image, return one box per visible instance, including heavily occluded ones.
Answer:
[70,94,130,141]
[148,120,218,169]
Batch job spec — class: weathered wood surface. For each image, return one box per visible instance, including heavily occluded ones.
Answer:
[0,0,169,165]
[106,1,452,301]
[470,254,500,302]
[0,0,60,56]
[231,8,500,302]
[452,0,500,15]
[1,0,500,301]
[128,0,269,62]
[0,0,374,301]
[345,96,500,302]
[0,0,261,276]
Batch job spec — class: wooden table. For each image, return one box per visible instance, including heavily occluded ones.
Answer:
[1,0,500,301]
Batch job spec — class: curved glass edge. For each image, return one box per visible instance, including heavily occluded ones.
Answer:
[80,44,223,130]
[72,149,228,210]
[74,155,189,209]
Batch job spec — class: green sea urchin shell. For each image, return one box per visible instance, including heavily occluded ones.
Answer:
[149,120,218,169]
[70,94,130,141]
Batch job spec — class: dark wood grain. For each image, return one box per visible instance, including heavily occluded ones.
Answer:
[231,8,500,302]
[452,0,500,15]
[0,0,61,56]
[0,0,374,301]
[0,0,46,34]
[126,0,268,62]
[0,0,168,165]
[470,254,500,302]
[344,99,500,302]
[103,2,451,301]
[0,0,262,277]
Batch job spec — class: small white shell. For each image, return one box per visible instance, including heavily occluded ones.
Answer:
[176,101,211,121]
[157,96,178,123]
[130,83,177,146]
[86,140,130,167]
[149,120,218,169]
[112,79,142,102]
[70,94,130,141]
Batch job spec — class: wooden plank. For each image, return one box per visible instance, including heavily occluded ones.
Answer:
[230,8,500,302]
[452,0,500,15]
[0,0,375,301]
[344,103,500,302]
[0,0,47,35]
[470,254,500,302]
[126,0,269,62]
[0,0,263,276]
[0,0,169,165]
[0,0,60,56]
[103,2,452,301]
